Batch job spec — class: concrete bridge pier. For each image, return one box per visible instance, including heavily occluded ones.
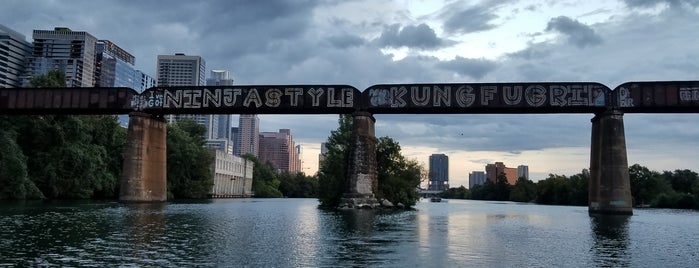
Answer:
[119,112,167,202]
[339,111,380,209]
[589,110,633,215]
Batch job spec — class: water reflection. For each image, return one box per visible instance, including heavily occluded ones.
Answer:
[590,214,631,267]
[121,203,166,261]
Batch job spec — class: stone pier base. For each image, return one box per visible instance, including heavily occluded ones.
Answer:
[119,112,167,202]
[338,112,380,209]
[589,110,633,215]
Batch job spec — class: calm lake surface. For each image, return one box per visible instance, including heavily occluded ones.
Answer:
[1,198,697,267]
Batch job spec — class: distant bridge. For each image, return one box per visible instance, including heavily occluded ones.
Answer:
[2,81,698,214]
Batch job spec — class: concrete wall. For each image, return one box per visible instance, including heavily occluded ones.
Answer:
[119,112,167,202]
[589,110,633,215]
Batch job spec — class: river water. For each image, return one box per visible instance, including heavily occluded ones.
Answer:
[0,198,697,267]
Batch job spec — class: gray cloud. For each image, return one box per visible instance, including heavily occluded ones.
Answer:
[436,57,498,80]
[326,34,366,49]
[439,1,513,34]
[375,23,454,49]
[623,0,699,8]
[545,16,602,48]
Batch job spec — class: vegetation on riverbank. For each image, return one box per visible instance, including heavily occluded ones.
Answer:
[440,164,699,210]
[0,71,125,200]
[317,115,424,208]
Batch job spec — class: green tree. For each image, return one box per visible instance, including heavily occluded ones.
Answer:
[317,115,423,208]
[536,174,573,205]
[441,186,469,199]
[0,70,125,199]
[242,154,283,198]
[662,169,698,194]
[279,172,318,198]
[317,115,353,207]
[510,177,536,202]
[0,129,43,199]
[567,169,589,206]
[375,136,423,207]
[629,164,672,206]
[494,173,512,201]
[166,119,214,199]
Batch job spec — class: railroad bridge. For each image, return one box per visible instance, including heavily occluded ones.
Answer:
[2,81,698,215]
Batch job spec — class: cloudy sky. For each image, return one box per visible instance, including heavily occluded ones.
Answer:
[3,0,698,187]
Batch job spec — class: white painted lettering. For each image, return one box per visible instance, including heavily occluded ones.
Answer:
[550,85,568,106]
[223,88,241,106]
[390,87,407,107]
[284,88,303,106]
[455,86,475,107]
[265,88,283,107]
[569,85,587,106]
[481,86,496,105]
[243,89,262,108]
[163,89,182,108]
[525,85,546,107]
[433,86,451,106]
[308,88,324,107]
[184,90,201,108]
[203,88,221,107]
[503,86,522,105]
[411,86,430,106]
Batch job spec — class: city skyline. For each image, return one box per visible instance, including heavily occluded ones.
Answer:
[1,0,698,187]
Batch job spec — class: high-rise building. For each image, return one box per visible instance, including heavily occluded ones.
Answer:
[517,165,529,180]
[0,24,31,88]
[236,114,259,157]
[26,27,97,87]
[94,40,136,88]
[319,142,328,167]
[469,171,486,189]
[428,154,449,191]
[486,162,519,185]
[133,70,155,93]
[258,129,301,173]
[206,69,234,140]
[157,53,205,86]
[157,53,218,138]
[231,126,240,153]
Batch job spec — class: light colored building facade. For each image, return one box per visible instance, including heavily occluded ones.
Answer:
[236,114,259,157]
[517,165,529,180]
[0,24,31,88]
[258,129,301,173]
[469,171,487,189]
[26,27,97,87]
[157,53,219,138]
[210,150,254,198]
[428,154,449,191]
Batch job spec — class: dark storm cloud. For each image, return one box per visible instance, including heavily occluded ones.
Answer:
[439,1,506,34]
[375,23,454,49]
[545,16,602,48]
[436,57,498,80]
[326,33,366,49]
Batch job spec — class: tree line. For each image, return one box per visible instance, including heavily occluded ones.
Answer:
[317,115,424,208]
[441,164,699,210]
